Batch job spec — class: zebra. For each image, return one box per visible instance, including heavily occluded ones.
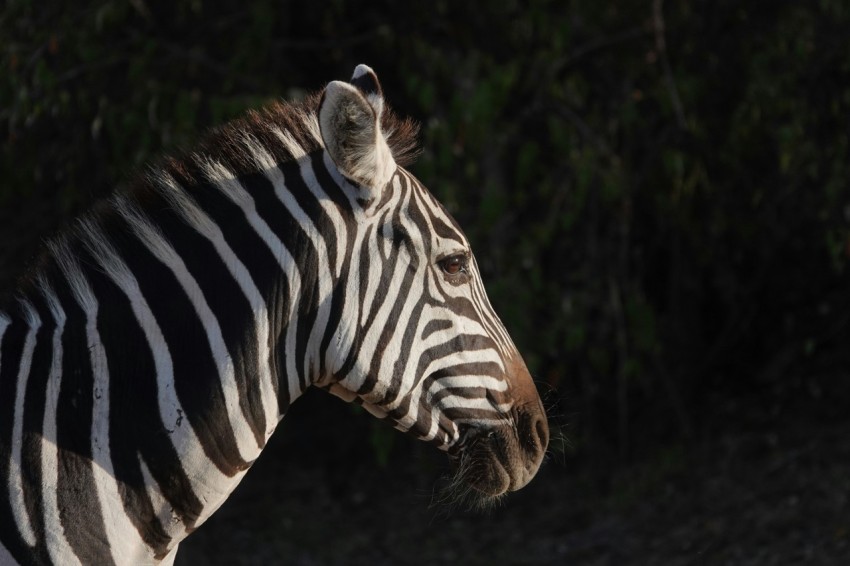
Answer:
[0,64,549,565]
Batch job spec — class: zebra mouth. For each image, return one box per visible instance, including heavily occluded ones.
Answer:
[461,440,512,496]
[443,408,548,505]
[446,425,525,501]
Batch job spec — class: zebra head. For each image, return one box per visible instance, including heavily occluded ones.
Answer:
[316,66,549,502]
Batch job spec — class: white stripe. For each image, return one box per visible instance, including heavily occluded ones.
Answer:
[114,196,262,461]
[375,250,427,403]
[399,368,510,436]
[78,219,233,525]
[140,449,248,542]
[420,399,510,444]
[427,375,508,394]
[201,158,295,429]
[296,158,342,376]
[271,127,306,159]
[50,240,147,564]
[436,396,512,412]
[38,282,82,566]
[360,223,383,327]
[324,222,363,378]
[204,150,337,389]
[137,454,180,552]
[9,300,40,546]
[400,374,505,439]
[158,174,285,434]
[342,180,413,391]
[302,155,346,278]
[341,238,413,394]
[360,188,402,326]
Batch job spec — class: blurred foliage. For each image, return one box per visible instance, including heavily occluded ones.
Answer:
[2,0,850,464]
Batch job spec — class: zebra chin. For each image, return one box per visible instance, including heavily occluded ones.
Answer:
[445,406,549,505]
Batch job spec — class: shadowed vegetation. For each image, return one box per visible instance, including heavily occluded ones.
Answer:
[3,1,850,563]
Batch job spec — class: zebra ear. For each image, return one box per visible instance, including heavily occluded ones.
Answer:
[319,79,396,190]
[349,64,385,119]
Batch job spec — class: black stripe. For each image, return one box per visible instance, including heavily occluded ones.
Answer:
[184,178,274,443]
[409,334,499,397]
[310,153,359,232]
[117,218,249,475]
[421,319,452,339]
[51,262,113,564]
[79,246,185,555]
[152,186,266,446]
[422,362,505,385]
[232,168,303,409]
[364,186,410,336]
[360,211,397,323]
[319,249,353,379]
[410,175,467,242]
[303,154,344,283]
[443,295,481,322]
[356,224,374,325]
[249,160,322,387]
[376,208,394,262]
[381,297,426,405]
[19,295,54,561]
[410,400,435,440]
[311,155,362,379]
[333,187,411,383]
[433,412,456,447]
[358,178,426,396]
[358,239,420,396]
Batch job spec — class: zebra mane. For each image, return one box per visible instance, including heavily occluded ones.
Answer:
[153,90,420,189]
[4,87,420,311]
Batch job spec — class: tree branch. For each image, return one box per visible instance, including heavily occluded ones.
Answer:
[653,0,687,129]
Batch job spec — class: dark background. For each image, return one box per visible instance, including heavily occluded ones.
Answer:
[3,1,850,564]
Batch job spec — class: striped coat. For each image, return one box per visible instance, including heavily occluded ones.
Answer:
[0,65,548,565]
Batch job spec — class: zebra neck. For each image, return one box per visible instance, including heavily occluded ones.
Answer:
[175,149,364,401]
[0,132,370,562]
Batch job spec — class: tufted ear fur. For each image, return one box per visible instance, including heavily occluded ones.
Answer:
[319,69,396,190]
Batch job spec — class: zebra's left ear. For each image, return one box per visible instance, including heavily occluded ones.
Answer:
[319,70,395,190]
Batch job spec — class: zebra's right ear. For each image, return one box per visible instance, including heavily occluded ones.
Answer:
[319,80,396,190]
[349,64,385,120]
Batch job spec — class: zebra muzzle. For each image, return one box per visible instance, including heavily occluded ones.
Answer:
[451,404,549,497]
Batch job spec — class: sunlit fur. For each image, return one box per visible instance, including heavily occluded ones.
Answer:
[0,65,546,565]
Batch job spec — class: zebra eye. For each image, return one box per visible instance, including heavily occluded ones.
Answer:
[439,254,467,276]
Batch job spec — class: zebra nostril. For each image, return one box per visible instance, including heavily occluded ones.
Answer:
[519,409,549,461]
[533,414,549,457]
